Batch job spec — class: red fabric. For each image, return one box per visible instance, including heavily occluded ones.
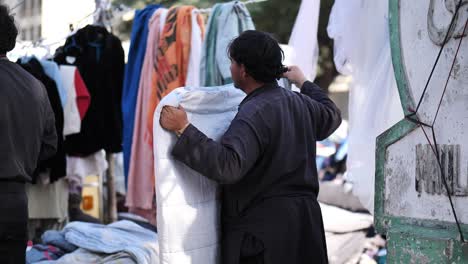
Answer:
[74,69,91,120]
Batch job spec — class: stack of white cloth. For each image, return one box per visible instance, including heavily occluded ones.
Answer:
[153,84,245,264]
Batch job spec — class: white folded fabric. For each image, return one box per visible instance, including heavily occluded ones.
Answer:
[153,84,245,264]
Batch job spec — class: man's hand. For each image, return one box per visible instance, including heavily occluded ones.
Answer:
[160,105,189,133]
[282,65,307,88]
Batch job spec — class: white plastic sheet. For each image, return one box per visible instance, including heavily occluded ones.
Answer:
[327,0,404,213]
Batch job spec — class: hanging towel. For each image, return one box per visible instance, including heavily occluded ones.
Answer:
[200,1,255,86]
[146,6,196,146]
[122,4,161,181]
[153,84,245,264]
[126,8,168,218]
[60,65,82,136]
[74,69,90,120]
[185,9,206,87]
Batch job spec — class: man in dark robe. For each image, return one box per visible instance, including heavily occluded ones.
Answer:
[0,4,57,263]
[160,30,341,264]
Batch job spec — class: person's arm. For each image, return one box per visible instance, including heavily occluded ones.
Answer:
[38,86,57,162]
[160,106,261,184]
[301,81,342,140]
[283,65,342,140]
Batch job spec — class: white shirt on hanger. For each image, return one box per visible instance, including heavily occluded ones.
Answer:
[60,65,82,136]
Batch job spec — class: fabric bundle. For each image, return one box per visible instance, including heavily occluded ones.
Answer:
[33,220,158,264]
[153,84,245,264]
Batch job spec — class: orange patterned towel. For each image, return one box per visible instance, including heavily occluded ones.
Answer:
[146,6,204,145]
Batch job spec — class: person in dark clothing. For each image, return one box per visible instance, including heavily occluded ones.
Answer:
[160,30,341,264]
[0,4,57,264]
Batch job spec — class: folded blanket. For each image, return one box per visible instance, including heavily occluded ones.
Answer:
[61,220,158,264]
[36,248,135,264]
[27,244,65,263]
[42,230,78,253]
[153,84,245,264]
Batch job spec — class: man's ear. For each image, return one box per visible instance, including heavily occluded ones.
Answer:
[240,64,248,79]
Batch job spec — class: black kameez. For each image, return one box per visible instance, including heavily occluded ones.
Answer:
[172,81,341,264]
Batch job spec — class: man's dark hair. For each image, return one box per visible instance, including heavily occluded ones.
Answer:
[0,4,18,54]
[229,30,286,83]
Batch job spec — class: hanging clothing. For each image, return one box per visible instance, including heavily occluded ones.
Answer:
[20,56,68,107]
[327,0,404,212]
[39,59,68,107]
[60,65,82,136]
[154,84,246,264]
[66,150,108,195]
[171,82,341,264]
[126,8,168,218]
[19,58,66,183]
[27,177,68,243]
[185,9,206,87]
[122,4,161,180]
[74,69,91,120]
[200,1,255,86]
[112,152,126,195]
[128,207,156,227]
[146,6,197,146]
[27,179,69,221]
[288,0,320,84]
[55,25,125,156]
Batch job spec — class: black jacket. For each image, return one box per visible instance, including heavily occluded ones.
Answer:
[173,81,341,264]
[55,25,125,156]
[0,58,57,183]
